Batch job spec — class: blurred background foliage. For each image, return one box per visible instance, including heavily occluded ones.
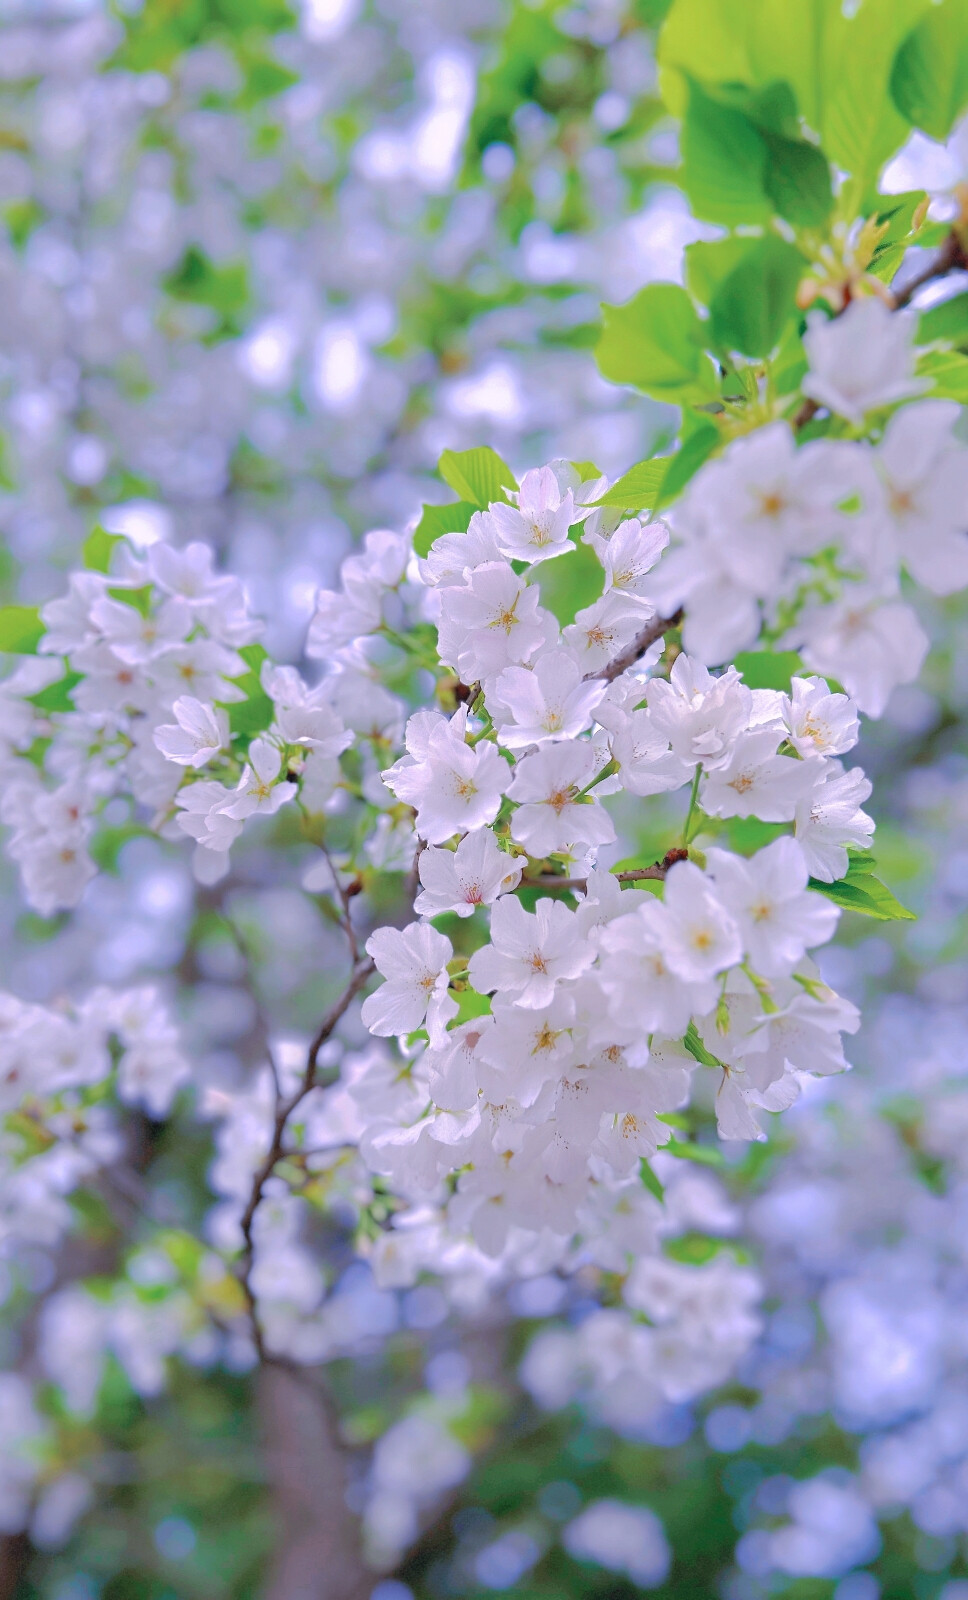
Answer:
[2,1,968,1599]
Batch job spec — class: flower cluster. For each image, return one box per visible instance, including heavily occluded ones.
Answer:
[653,306,968,715]
[0,438,893,1286]
[0,984,187,1255]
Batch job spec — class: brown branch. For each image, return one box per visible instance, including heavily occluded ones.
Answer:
[891,227,968,310]
[522,847,689,893]
[237,956,375,1359]
[587,607,683,683]
[793,230,968,433]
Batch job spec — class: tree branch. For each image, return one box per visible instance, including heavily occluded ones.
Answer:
[891,227,968,310]
[522,848,689,893]
[587,607,683,684]
[793,230,968,432]
[237,956,375,1359]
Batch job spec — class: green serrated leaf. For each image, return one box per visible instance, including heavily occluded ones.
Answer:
[919,291,968,347]
[708,233,805,358]
[537,538,604,626]
[224,643,273,737]
[665,1136,725,1168]
[89,824,149,875]
[820,0,931,187]
[438,447,516,508]
[639,1158,665,1202]
[680,78,771,226]
[664,1231,722,1264]
[761,132,834,227]
[82,525,122,574]
[0,605,43,655]
[592,458,667,509]
[735,649,804,690]
[890,0,968,141]
[685,237,758,307]
[412,500,477,559]
[917,346,968,401]
[656,418,720,506]
[810,858,916,921]
[597,283,719,402]
[28,671,81,714]
[682,1020,722,1068]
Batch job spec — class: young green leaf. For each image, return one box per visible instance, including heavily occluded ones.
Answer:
[734,649,805,690]
[679,79,771,226]
[918,347,968,401]
[412,500,477,559]
[438,447,516,508]
[591,457,667,509]
[597,282,718,400]
[82,525,122,574]
[761,132,834,227]
[665,1136,725,1168]
[919,291,968,347]
[639,1158,666,1203]
[810,856,916,921]
[891,0,968,141]
[0,605,43,655]
[708,233,804,357]
[656,418,720,505]
[224,643,274,737]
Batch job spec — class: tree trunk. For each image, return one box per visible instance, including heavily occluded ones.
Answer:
[0,1533,30,1600]
[258,1364,372,1600]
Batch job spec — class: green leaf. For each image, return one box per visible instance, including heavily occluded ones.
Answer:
[735,649,804,690]
[867,190,932,282]
[665,1231,722,1264]
[666,1136,725,1168]
[89,824,150,875]
[162,246,250,340]
[412,500,477,559]
[537,538,604,626]
[917,347,968,401]
[237,52,300,108]
[682,1020,722,1068]
[918,291,968,346]
[438,447,516,508]
[111,0,296,74]
[708,234,805,357]
[639,1158,665,1202]
[656,418,720,506]
[453,988,492,1025]
[693,80,833,227]
[685,238,756,307]
[679,78,771,225]
[82,525,121,574]
[592,458,668,508]
[596,283,718,401]
[761,132,834,226]
[223,643,274,737]
[658,0,757,114]
[819,0,932,187]
[891,0,968,141]
[726,817,788,855]
[0,605,43,654]
[810,856,916,921]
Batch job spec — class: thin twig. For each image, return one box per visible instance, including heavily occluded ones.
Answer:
[319,838,360,963]
[587,608,683,683]
[237,956,375,1359]
[793,230,967,433]
[892,228,967,310]
[522,848,689,893]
